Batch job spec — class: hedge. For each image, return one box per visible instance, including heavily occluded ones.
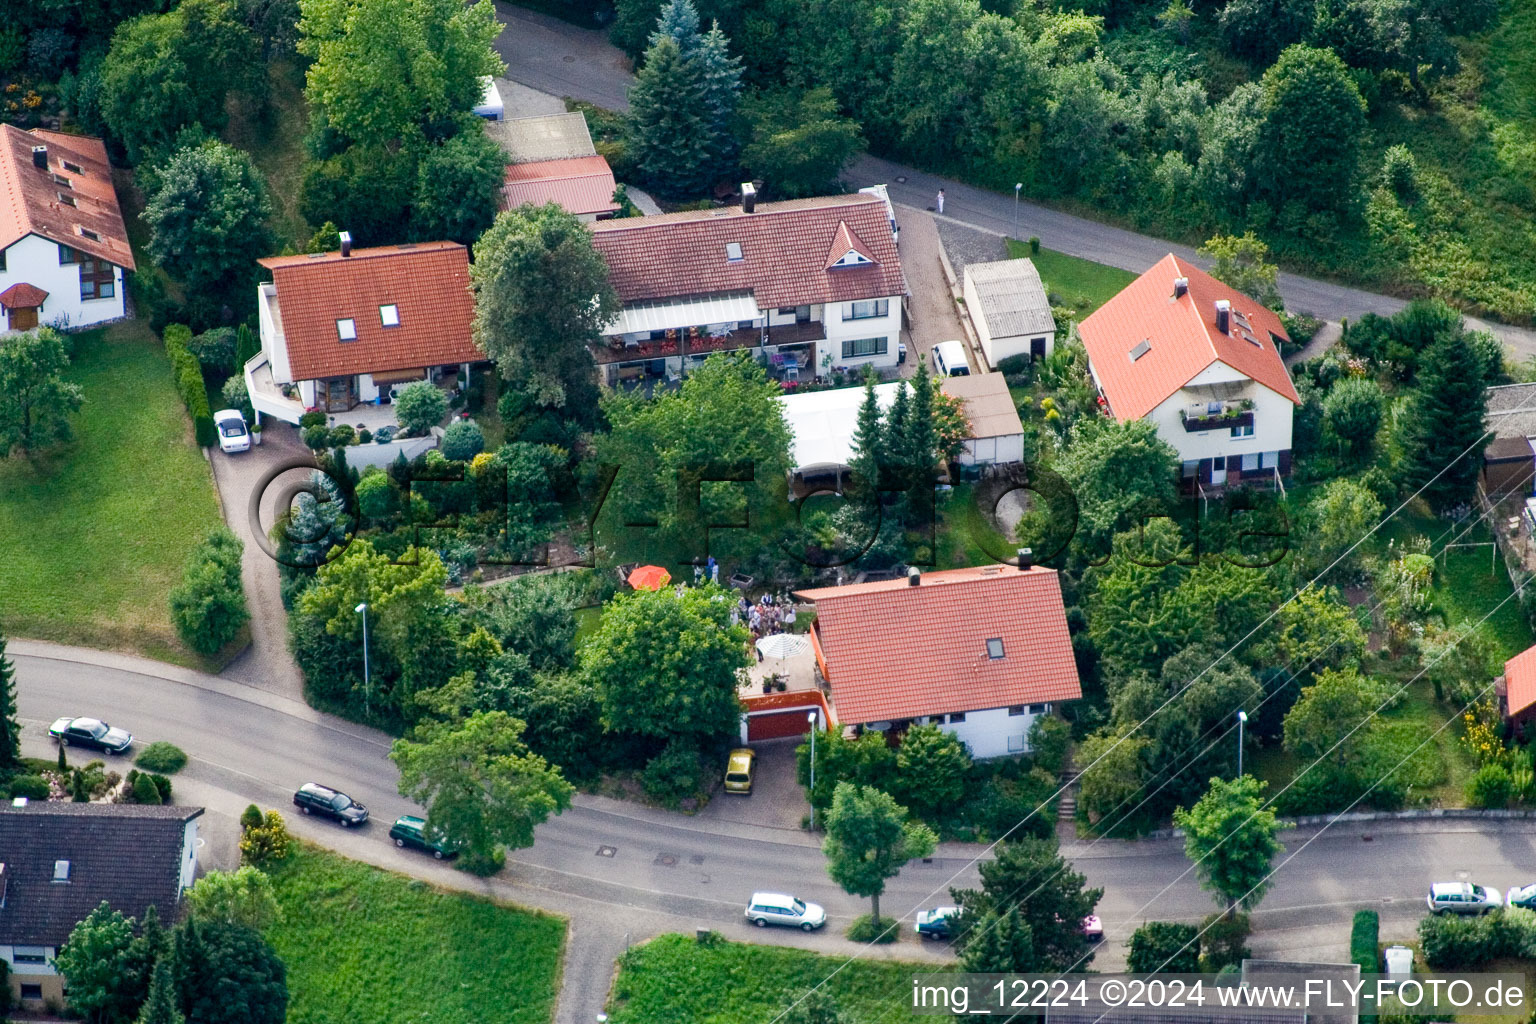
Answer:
[1349,909,1379,976]
[165,323,217,448]
[1418,906,1536,970]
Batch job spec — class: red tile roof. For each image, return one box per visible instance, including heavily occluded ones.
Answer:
[501,155,619,218]
[0,281,48,308]
[795,566,1081,725]
[1506,645,1536,717]
[1077,254,1297,421]
[0,125,135,271]
[824,221,875,269]
[258,242,482,381]
[590,193,904,310]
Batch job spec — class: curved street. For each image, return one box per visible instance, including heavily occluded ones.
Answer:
[17,640,1536,1021]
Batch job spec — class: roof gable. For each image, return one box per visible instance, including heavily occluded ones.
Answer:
[258,242,482,381]
[0,126,135,271]
[1078,254,1297,421]
[590,193,904,311]
[795,566,1081,724]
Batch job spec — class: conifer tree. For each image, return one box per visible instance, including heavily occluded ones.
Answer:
[959,907,1036,973]
[848,372,884,499]
[1401,331,1489,512]
[0,629,20,778]
[904,357,939,502]
[135,959,184,1024]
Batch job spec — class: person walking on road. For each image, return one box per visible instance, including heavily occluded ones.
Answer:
[936,189,945,214]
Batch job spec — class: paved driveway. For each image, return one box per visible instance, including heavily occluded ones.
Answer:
[697,739,810,832]
[206,421,313,700]
[895,205,972,375]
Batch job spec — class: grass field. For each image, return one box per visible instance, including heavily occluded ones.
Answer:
[1005,240,1137,317]
[936,483,1012,568]
[606,933,931,1024]
[266,845,566,1024]
[0,322,223,663]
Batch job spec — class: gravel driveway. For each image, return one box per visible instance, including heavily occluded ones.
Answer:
[896,205,972,375]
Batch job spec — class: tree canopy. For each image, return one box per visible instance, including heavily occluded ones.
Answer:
[822,782,937,923]
[1173,775,1286,914]
[0,327,84,457]
[143,139,274,296]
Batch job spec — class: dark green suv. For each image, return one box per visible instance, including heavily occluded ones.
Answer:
[389,815,456,859]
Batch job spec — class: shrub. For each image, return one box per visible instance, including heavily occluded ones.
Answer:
[302,424,331,450]
[1028,236,1040,254]
[1350,909,1379,977]
[1127,921,1201,973]
[299,411,327,429]
[845,913,899,943]
[27,27,75,77]
[240,810,293,866]
[188,326,238,375]
[394,381,448,435]
[1467,763,1513,808]
[221,375,252,419]
[329,424,356,447]
[640,739,704,807]
[0,27,24,74]
[358,428,372,444]
[169,527,249,656]
[5,774,49,800]
[135,742,188,774]
[164,324,217,447]
[1199,912,1251,972]
[1027,715,1071,774]
[1419,911,1501,970]
[240,803,264,830]
[132,771,163,804]
[441,420,486,461]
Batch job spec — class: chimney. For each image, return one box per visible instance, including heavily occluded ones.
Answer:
[1173,277,1188,298]
[741,182,757,214]
[1214,299,1231,335]
[31,145,47,170]
[907,566,921,586]
[339,230,353,257]
[1017,547,1033,570]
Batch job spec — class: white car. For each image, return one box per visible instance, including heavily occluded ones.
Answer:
[745,892,826,932]
[1427,881,1502,915]
[214,409,250,453]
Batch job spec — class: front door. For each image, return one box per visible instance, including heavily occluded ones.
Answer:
[10,306,38,331]
[324,377,355,412]
[1210,455,1227,486]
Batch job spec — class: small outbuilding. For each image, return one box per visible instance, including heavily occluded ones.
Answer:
[1500,644,1536,732]
[940,372,1024,467]
[963,258,1055,368]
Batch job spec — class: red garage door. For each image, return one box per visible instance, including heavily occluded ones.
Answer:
[748,711,815,742]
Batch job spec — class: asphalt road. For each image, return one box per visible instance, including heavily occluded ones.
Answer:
[490,3,1536,355]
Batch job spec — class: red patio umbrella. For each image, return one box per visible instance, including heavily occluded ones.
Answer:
[628,565,671,590]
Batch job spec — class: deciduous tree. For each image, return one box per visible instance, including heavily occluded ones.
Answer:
[411,128,506,244]
[1173,775,1286,914]
[184,868,280,931]
[741,86,864,199]
[822,782,937,923]
[56,903,140,1024]
[1053,417,1177,559]
[169,528,249,657]
[1257,44,1366,217]
[144,140,273,295]
[1197,232,1281,309]
[0,327,84,457]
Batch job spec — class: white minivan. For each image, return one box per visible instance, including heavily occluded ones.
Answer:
[933,340,971,377]
[745,892,827,932]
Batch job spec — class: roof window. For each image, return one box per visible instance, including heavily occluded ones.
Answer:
[52,860,70,882]
[986,638,1005,660]
[52,174,71,188]
[58,193,76,207]
[62,160,83,174]
[725,242,743,262]
[336,318,357,341]
[78,227,99,241]
[1129,338,1151,362]
[379,304,400,327]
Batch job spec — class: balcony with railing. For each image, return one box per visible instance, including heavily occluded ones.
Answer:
[591,320,824,365]
[1181,398,1254,432]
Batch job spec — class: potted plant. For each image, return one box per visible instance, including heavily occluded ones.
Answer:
[250,418,263,445]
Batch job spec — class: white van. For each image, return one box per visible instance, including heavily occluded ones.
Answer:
[933,340,970,377]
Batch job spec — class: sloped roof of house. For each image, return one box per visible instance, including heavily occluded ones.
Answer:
[0,125,135,270]
[590,193,905,311]
[795,565,1081,725]
[501,155,619,217]
[941,371,1024,442]
[258,242,482,381]
[1077,254,1296,421]
[965,258,1054,338]
[0,802,202,947]
[1506,644,1536,717]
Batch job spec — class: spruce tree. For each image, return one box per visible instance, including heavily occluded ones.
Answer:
[647,0,700,49]
[848,372,884,498]
[136,958,184,1024]
[1401,332,1489,512]
[905,358,938,499]
[0,629,20,778]
[884,377,910,489]
[627,37,711,196]
[959,907,1036,973]
[693,21,743,169]
[171,918,204,1019]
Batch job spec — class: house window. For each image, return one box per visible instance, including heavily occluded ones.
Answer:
[986,638,1005,659]
[948,712,967,724]
[777,307,796,315]
[1231,423,1254,438]
[1007,734,1028,753]
[1181,460,1199,479]
[844,299,888,321]
[725,242,744,262]
[63,160,83,174]
[13,948,47,965]
[379,304,400,327]
[58,243,78,265]
[336,318,357,341]
[737,320,754,330]
[20,984,43,1001]
[0,247,6,273]
[79,259,114,300]
[53,859,70,882]
[1241,453,1260,472]
[1261,451,1279,469]
[1008,705,1026,716]
[840,337,887,359]
[1028,703,1046,714]
[57,192,75,206]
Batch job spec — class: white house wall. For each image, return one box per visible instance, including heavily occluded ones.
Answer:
[257,284,294,384]
[958,431,1025,466]
[823,297,902,371]
[1145,376,1294,466]
[0,233,125,331]
[866,705,1045,759]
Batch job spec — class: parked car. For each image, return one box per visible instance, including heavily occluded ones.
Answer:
[915,906,959,939]
[745,892,826,932]
[1082,915,1103,942]
[49,717,132,754]
[389,815,456,858]
[933,340,971,377]
[292,783,369,826]
[213,409,251,453]
[1383,945,1413,978]
[1507,884,1536,910]
[1427,881,1502,915]
[723,748,755,794]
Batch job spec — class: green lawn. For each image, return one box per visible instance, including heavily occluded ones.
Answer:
[1004,240,1137,317]
[607,933,933,1024]
[936,483,1012,568]
[0,322,223,663]
[265,845,566,1024]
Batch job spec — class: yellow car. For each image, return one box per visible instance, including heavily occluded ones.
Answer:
[724,748,756,794]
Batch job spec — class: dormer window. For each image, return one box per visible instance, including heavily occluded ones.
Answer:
[52,860,70,882]
[831,249,872,267]
[379,304,400,327]
[986,638,1005,660]
[336,318,357,341]
[1129,338,1151,362]
[58,193,76,207]
[62,160,83,174]
[725,242,743,262]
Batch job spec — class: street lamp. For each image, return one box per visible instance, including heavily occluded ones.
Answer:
[807,710,820,829]
[356,602,370,719]
[1236,710,1248,778]
[1013,183,1022,239]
